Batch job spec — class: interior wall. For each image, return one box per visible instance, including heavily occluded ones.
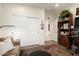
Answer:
[45,10,58,42]
[69,4,79,18]
[0,4,45,46]
[0,4,2,25]
[45,10,53,41]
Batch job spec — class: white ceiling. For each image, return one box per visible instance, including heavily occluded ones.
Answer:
[22,3,74,11]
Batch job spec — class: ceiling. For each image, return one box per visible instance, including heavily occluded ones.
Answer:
[22,3,74,11]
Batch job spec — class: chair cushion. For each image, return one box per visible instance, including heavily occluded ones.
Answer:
[0,38,14,56]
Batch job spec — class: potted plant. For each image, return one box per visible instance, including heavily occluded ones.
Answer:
[59,10,72,22]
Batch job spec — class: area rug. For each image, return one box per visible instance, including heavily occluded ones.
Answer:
[49,44,72,56]
[20,44,72,56]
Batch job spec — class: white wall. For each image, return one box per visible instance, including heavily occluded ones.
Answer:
[45,10,58,42]
[0,4,45,46]
[45,10,53,41]
[0,4,2,25]
[69,4,79,18]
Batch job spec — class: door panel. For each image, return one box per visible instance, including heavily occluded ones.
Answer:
[10,15,44,46]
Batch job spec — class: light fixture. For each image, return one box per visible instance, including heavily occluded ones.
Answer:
[55,4,59,7]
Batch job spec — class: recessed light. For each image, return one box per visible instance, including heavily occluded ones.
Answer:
[55,4,59,7]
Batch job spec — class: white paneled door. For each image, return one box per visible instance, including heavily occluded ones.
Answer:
[10,15,44,46]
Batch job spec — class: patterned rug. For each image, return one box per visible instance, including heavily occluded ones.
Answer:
[48,44,72,56]
[20,44,73,56]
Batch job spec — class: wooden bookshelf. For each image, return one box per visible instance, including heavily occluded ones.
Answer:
[58,14,73,49]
